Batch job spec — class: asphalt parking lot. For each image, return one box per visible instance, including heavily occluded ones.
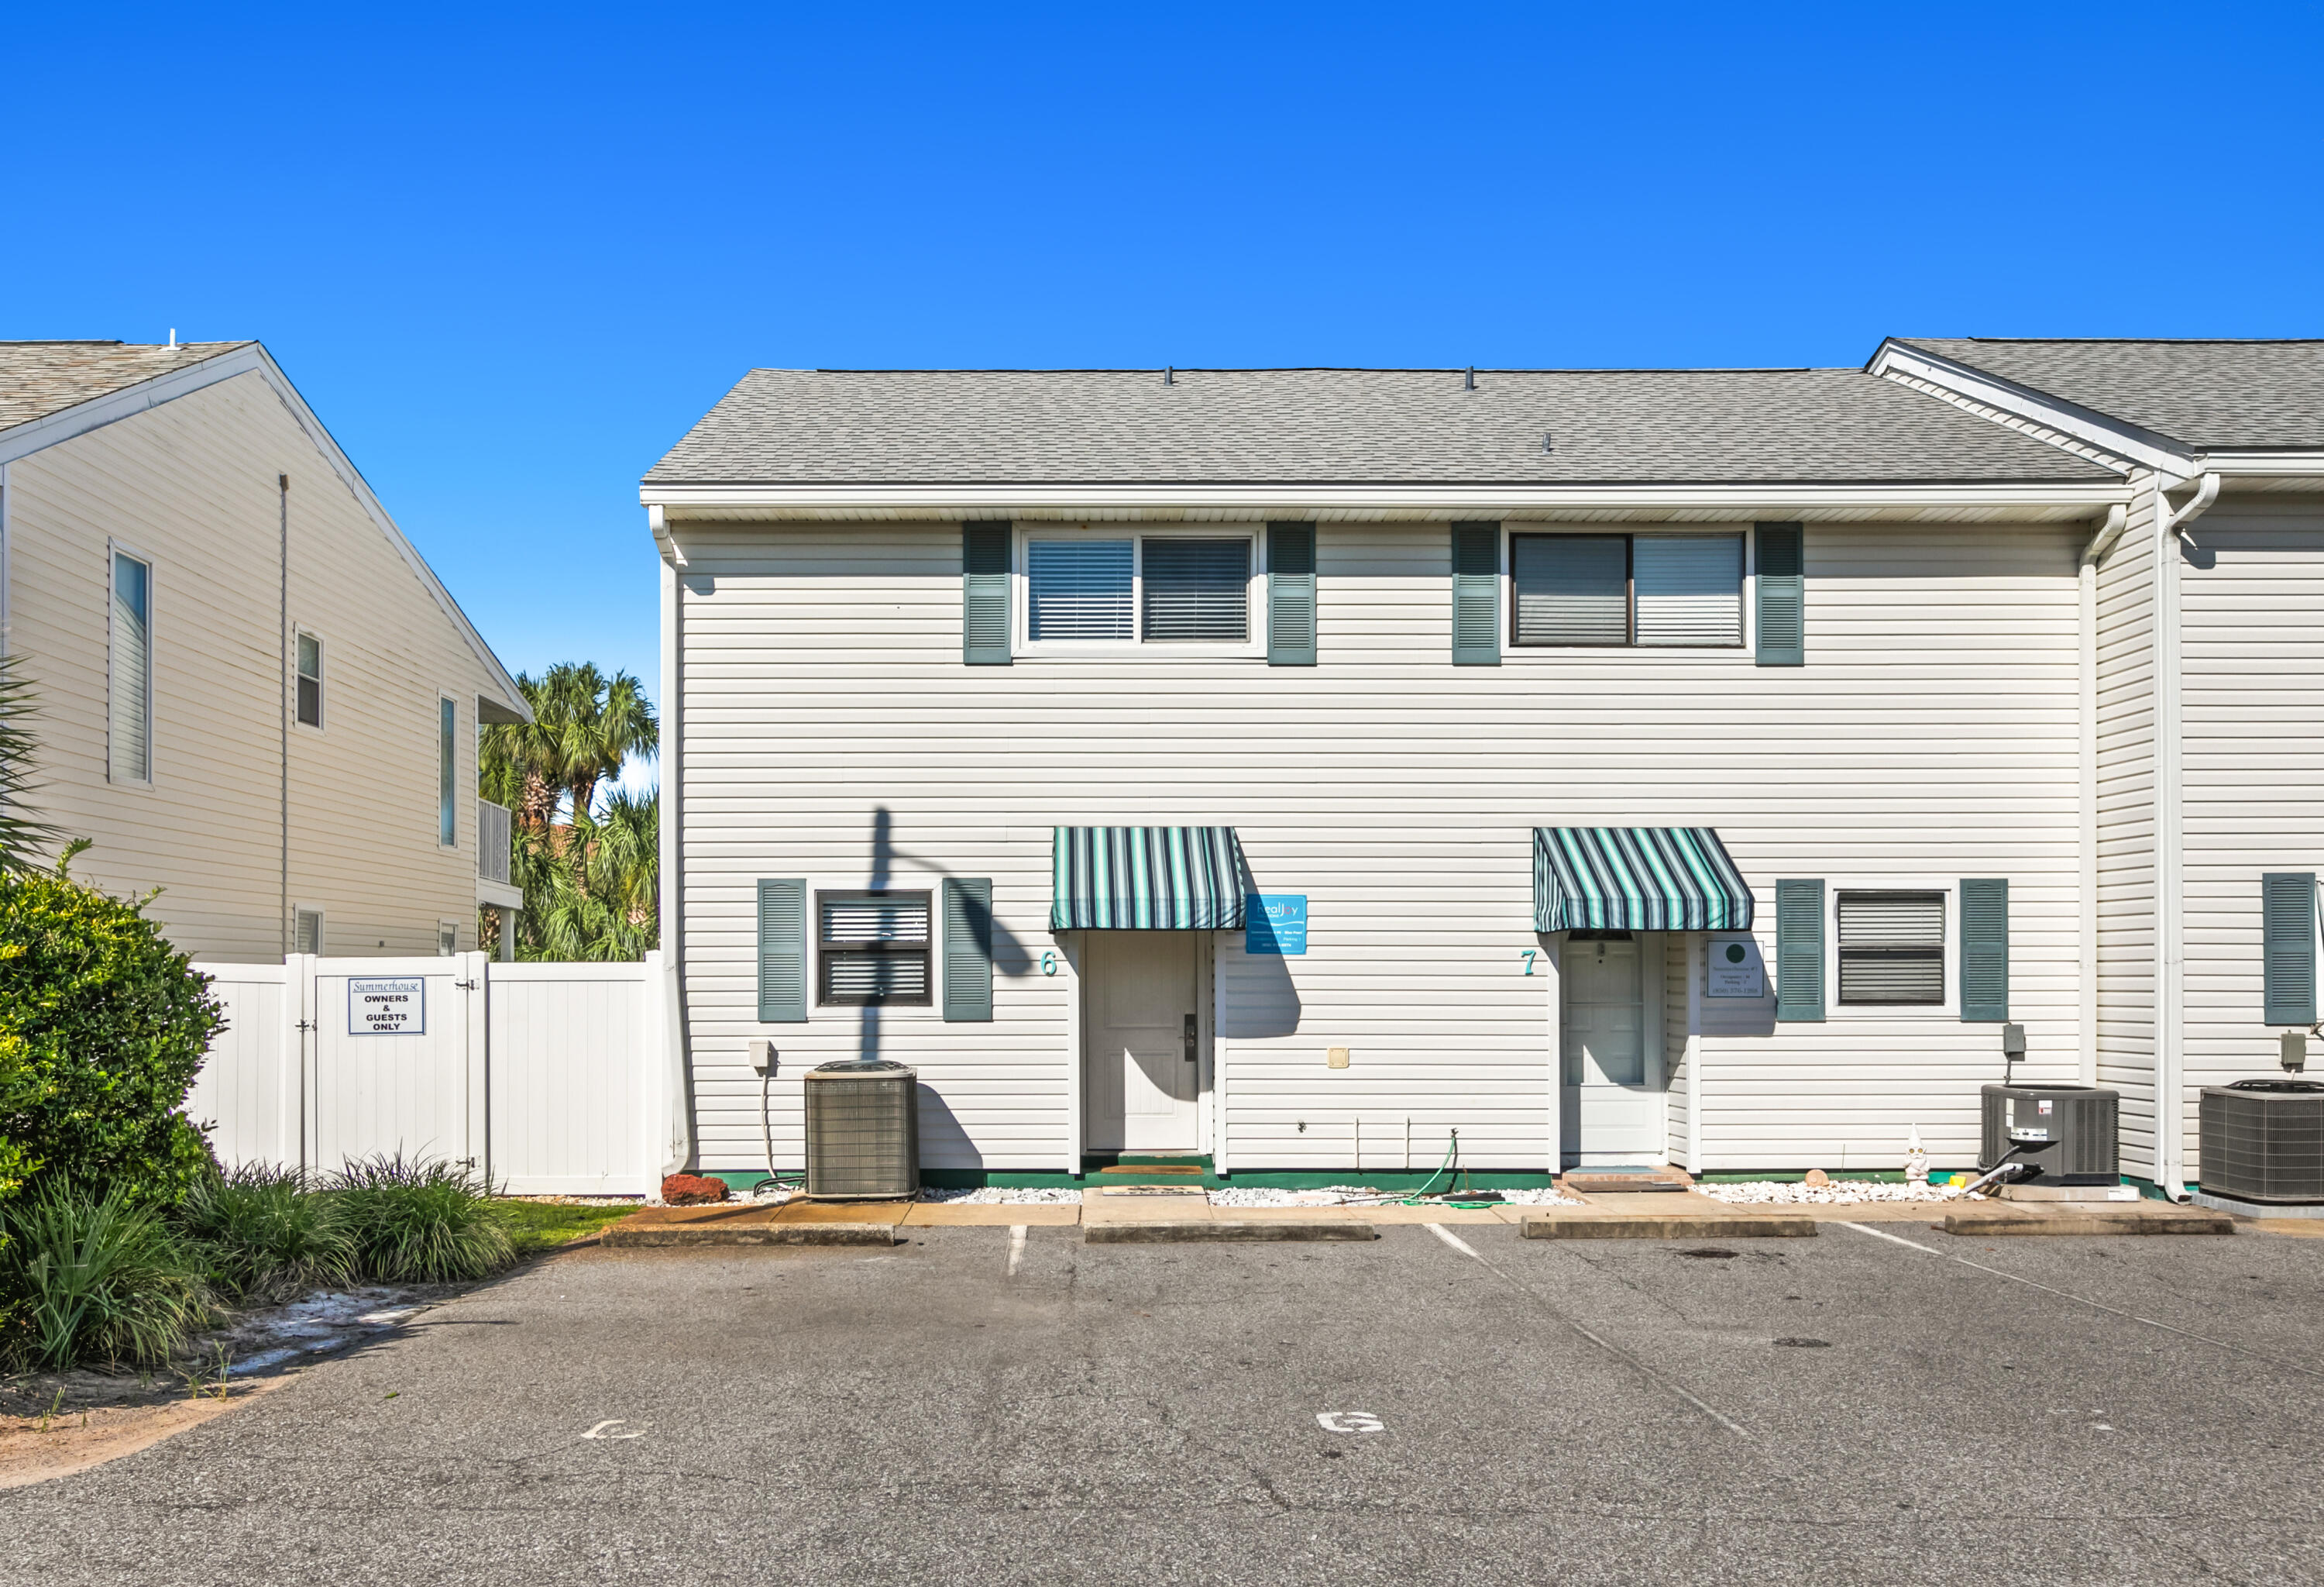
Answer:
[5,1221,2322,1586]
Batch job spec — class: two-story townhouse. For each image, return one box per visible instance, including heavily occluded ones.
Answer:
[641,363,2162,1186]
[1872,339,2324,1203]
[0,339,530,961]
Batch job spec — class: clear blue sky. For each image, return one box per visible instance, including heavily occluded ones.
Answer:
[10,2,2320,771]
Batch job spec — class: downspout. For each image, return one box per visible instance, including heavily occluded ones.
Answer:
[2078,504,2124,1089]
[2151,471,2219,1200]
[651,504,695,1176]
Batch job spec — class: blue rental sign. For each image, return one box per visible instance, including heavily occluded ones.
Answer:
[1246,894,1308,955]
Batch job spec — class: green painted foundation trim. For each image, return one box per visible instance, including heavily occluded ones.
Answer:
[1694,1169,1978,1185]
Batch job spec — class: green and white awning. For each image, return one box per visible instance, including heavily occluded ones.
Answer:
[1533,828,1754,932]
[1051,827,1247,931]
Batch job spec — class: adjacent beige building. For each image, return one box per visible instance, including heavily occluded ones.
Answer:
[0,339,528,961]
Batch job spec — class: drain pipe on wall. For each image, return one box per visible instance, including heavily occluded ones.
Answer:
[2152,471,2221,1201]
[2078,504,2126,1089]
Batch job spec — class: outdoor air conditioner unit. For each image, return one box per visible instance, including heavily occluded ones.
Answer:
[1978,1083,2119,1185]
[2199,1080,2324,1203]
[803,1059,920,1200]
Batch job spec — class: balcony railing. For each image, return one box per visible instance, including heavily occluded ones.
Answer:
[479,799,512,886]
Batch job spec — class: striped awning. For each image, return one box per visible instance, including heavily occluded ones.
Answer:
[1051,827,1246,931]
[1533,828,1754,932]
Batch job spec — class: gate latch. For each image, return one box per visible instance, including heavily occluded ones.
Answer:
[456,979,480,992]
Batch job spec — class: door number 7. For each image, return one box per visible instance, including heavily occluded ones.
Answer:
[1521,949,1537,976]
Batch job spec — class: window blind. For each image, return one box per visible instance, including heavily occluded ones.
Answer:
[1838,890,1944,1004]
[1142,538,1249,642]
[109,551,151,782]
[819,893,932,1006]
[1027,540,1133,641]
[1634,534,1742,646]
[1512,535,1627,645]
[296,633,322,726]
[820,897,930,943]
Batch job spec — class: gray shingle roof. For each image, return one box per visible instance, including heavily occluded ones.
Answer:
[0,340,253,435]
[1898,338,2324,452]
[645,367,2116,487]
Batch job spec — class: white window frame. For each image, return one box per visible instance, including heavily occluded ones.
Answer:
[1823,878,1961,1018]
[1012,524,1267,659]
[437,919,462,955]
[293,905,326,957]
[786,872,957,1024]
[106,540,156,787]
[437,693,459,849]
[1498,523,1758,661]
[294,628,325,733]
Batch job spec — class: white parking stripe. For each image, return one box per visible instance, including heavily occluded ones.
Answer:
[1834,1220,2323,1379]
[1424,1224,1750,1437]
[1007,1224,1027,1277]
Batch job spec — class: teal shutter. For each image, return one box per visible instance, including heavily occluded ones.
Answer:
[1755,522,1804,667]
[2263,872,2317,1026]
[1775,879,1824,1022]
[942,877,994,1022]
[756,879,808,1023]
[963,522,1012,666]
[1267,522,1316,666]
[1960,878,2009,1021]
[1451,522,1501,666]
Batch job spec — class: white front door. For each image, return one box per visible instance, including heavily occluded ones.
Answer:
[1561,934,1662,1164]
[1084,931,1200,1152]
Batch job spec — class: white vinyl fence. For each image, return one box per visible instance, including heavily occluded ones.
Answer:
[189,951,679,1196]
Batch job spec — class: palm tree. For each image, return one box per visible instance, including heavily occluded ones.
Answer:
[478,663,659,961]
[482,663,658,828]
[0,657,55,872]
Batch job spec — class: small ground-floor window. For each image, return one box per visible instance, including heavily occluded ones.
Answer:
[1837,890,1944,1004]
[817,891,932,1005]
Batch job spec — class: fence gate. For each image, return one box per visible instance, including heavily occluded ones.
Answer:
[307,952,490,1179]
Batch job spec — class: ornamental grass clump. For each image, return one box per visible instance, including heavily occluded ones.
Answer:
[330,1154,514,1283]
[0,1178,212,1369]
[178,1164,356,1302]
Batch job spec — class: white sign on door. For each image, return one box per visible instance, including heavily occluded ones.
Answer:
[1706,936,1766,999]
[349,976,426,1035]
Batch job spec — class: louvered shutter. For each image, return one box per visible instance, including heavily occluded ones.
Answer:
[2263,872,2317,1026]
[1267,522,1316,666]
[1451,522,1501,666]
[963,522,1012,665]
[1755,522,1804,667]
[1959,878,2009,1021]
[757,879,808,1023]
[1776,878,1825,1022]
[942,878,994,1022]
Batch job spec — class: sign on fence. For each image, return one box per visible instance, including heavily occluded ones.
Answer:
[348,976,426,1035]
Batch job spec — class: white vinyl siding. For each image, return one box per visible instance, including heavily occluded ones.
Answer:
[2178,494,2324,1184]
[1635,534,1744,646]
[675,517,2085,1176]
[108,547,152,783]
[2094,481,2161,1176]
[5,370,506,959]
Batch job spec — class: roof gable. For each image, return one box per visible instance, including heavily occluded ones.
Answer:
[0,340,256,435]
[1895,338,2324,453]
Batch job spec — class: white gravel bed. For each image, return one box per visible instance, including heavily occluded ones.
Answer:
[919,1186,1085,1204]
[1699,1179,1978,1205]
[1494,1187,1586,1205]
[1208,1185,1582,1207]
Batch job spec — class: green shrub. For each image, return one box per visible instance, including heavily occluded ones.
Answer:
[0,1178,213,1368]
[178,1165,356,1302]
[332,1155,514,1282]
[0,858,224,1213]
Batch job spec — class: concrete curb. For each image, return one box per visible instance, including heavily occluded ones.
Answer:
[1084,1220,1380,1244]
[1941,1212,2236,1238]
[1520,1213,1818,1240]
[602,1223,900,1249]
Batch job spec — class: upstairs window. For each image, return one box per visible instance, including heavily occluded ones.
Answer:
[296,632,323,728]
[818,891,932,1006]
[1511,532,1744,648]
[438,697,457,847]
[1023,532,1257,649]
[1838,890,1945,1005]
[108,549,153,783]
